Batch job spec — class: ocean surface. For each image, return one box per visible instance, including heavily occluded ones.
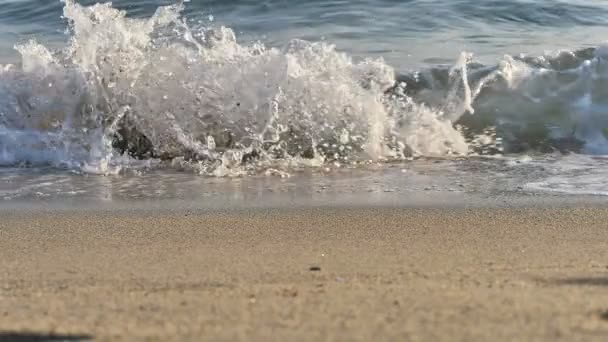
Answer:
[2,0,608,201]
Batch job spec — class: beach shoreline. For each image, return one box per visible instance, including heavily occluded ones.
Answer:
[3,0,608,340]
[2,207,608,341]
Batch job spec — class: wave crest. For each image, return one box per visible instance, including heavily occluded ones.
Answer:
[2,1,608,175]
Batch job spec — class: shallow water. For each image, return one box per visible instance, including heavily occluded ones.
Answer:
[0,156,606,206]
[2,1,608,199]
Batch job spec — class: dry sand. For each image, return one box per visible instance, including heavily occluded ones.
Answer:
[1,207,608,341]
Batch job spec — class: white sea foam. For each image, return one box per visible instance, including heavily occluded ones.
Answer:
[1,1,608,177]
[0,1,483,175]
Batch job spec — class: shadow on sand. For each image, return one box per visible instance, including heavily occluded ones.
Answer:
[0,333,92,342]
[553,277,608,287]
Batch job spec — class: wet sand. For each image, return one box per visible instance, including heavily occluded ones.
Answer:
[1,207,608,341]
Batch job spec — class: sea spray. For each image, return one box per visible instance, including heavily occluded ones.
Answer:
[0,1,474,175]
[1,1,608,176]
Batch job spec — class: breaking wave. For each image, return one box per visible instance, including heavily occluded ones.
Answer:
[1,0,607,175]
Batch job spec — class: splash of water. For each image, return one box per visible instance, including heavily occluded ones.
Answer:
[0,0,479,175]
[2,1,608,176]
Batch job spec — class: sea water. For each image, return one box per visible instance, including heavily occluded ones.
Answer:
[1,0,608,201]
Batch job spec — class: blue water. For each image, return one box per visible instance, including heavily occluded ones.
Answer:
[2,0,608,68]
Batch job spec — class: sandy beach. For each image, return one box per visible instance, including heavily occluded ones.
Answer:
[5,0,608,341]
[1,207,608,341]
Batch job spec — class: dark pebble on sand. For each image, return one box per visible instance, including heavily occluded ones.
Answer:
[309,266,321,271]
[599,310,608,321]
